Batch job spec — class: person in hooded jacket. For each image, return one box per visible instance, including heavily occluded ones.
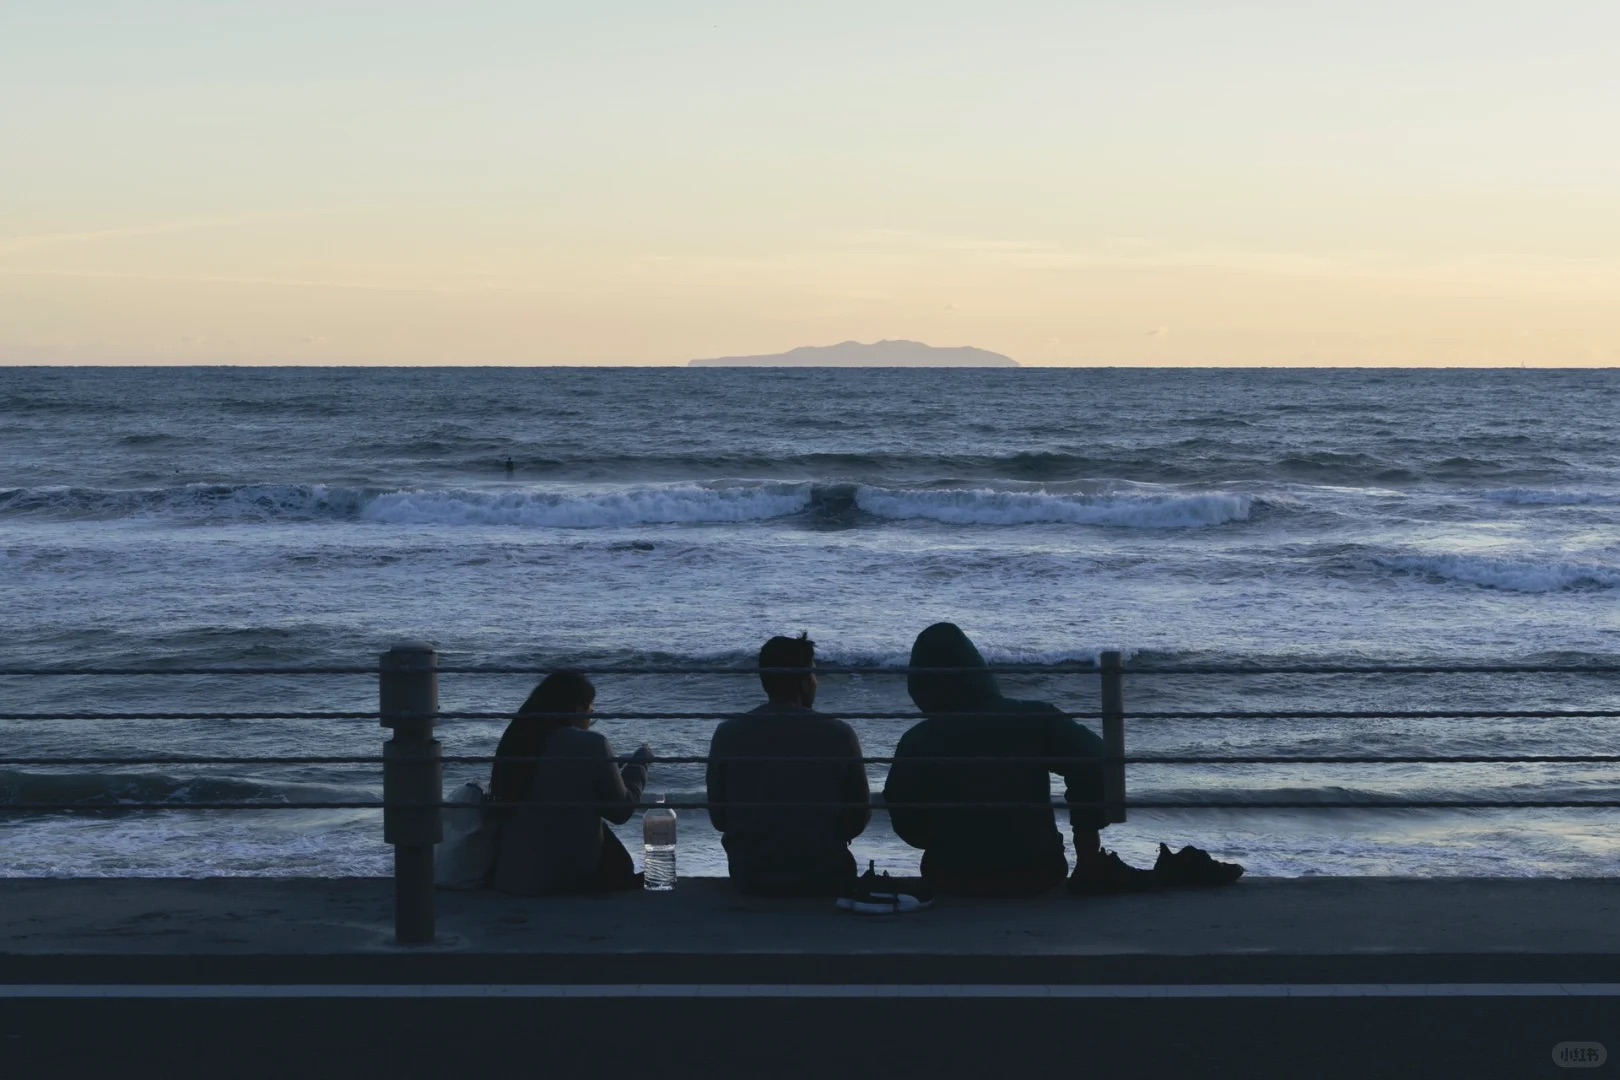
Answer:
[884,623,1243,896]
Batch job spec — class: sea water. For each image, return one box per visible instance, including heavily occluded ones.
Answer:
[1,366,1617,878]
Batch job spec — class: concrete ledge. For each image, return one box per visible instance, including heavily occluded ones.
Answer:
[4,876,1619,986]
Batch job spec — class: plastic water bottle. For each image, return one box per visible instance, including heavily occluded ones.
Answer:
[643,796,677,891]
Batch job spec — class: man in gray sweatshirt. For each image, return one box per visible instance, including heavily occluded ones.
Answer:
[706,634,870,896]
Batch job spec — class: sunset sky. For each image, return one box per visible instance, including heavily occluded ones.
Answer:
[3,0,1619,366]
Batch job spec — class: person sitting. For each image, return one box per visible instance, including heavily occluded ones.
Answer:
[884,622,1243,897]
[491,670,654,896]
[706,633,871,896]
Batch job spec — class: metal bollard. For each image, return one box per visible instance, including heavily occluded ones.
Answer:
[380,641,442,945]
[1099,650,1127,824]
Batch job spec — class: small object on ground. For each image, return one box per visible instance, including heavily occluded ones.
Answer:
[434,780,500,890]
[1066,848,1160,896]
[837,860,936,914]
[1153,842,1245,887]
[643,796,678,891]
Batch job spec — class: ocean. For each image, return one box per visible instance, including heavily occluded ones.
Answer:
[2,365,1617,879]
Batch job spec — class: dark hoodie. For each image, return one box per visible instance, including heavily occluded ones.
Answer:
[883,623,1106,881]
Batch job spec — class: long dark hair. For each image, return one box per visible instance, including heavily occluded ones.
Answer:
[490,670,596,806]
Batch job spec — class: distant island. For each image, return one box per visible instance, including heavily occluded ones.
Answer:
[688,339,1019,368]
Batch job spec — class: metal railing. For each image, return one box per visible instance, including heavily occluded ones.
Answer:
[4,641,1619,944]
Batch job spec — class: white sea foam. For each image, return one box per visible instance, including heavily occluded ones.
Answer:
[360,485,813,528]
[4,482,1254,530]
[1484,488,1620,506]
[0,482,816,528]
[1377,554,1620,592]
[854,487,1253,528]
[1134,785,1406,806]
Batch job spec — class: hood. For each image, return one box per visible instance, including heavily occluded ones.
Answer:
[906,622,1004,713]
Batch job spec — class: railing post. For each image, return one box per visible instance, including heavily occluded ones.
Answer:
[1100,649,1126,824]
[380,641,441,945]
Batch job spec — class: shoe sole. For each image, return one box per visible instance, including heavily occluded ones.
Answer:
[1155,846,1246,887]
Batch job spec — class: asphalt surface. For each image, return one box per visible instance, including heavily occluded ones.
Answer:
[3,877,1618,1079]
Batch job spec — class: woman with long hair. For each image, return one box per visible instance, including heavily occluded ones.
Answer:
[490,670,655,895]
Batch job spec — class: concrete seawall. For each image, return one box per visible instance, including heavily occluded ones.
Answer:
[3,877,1618,1078]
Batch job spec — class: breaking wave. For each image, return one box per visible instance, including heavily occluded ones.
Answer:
[854,487,1253,528]
[0,770,364,809]
[0,483,371,522]
[360,485,813,527]
[0,482,1257,530]
[1377,554,1620,593]
[0,482,813,528]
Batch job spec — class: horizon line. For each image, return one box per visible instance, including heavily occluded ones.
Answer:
[2,362,1615,371]
[6,361,1613,374]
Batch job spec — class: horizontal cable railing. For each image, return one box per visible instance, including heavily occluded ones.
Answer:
[8,800,1620,813]
[4,642,1617,944]
[6,663,1620,678]
[2,709,1115,721]
[5,708,1618,722]
[6,753,1620,767]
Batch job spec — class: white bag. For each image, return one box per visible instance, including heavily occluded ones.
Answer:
[434,780,501,890]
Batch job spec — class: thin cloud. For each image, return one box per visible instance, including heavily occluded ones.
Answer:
[0,219,241,258]
[0,267,455,294]
[839,229,1060,254]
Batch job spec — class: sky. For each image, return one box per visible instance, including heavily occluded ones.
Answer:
[3,0,1619,366]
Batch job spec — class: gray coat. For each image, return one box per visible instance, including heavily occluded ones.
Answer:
[492,725,647,896]
[706,703,869,890]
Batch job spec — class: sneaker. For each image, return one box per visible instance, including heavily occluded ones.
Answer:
[1066,849,1160,896]
[836,862,936,914]
[1153,842,1245,887]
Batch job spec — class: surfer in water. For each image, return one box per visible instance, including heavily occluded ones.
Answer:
[503,456,514,475]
